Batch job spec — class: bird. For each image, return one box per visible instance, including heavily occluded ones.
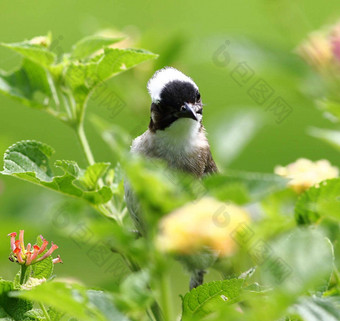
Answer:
[124,67,218,289]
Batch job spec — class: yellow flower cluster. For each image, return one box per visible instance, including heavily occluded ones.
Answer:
[275,158,339,193]
[157,198,249,257]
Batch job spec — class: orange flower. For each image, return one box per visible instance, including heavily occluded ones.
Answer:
[8,230,62,266]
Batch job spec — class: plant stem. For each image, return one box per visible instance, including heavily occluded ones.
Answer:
[159,270,173,321]
[76,124,95,166]
[47,72,60,110]
[20,265,28,285]
[73,96,163,321]
[39,302,51,321]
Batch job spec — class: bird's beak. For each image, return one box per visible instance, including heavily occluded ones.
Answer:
[176,102,198,121]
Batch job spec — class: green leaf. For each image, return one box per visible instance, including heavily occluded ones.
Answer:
[71,35,124,59]
[10,281,130,321]
[64,48,157,110]
[124,156,190,230]
[1,37,56,67]
[210,108,264,167]
[96,48,158,82]
[181,278,244,320]
[0,280,33,321]
[317,99,340,123]
[0,59,52,109]
[203,170,288,205]
[114,271,153,315]
[32,257,53,280]
[309,127,340,152]
[261,229,333,295]
[293,296,340,321]
[23,309,45,320]
[47,306,65,321]
[1,140,113,205]
[295,178,340,225]
[81,162,110,190]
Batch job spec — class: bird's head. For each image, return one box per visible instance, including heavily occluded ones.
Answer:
[147,67,203,132]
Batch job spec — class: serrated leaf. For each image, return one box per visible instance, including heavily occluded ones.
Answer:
[32,257,53,280]
[24,309,45,320]
[47,306,65,321]
[1,140,113,205]
[64,48,157,109]
[181,278,244,320]
[0,280,33,321]
[96,48,158,81]
[1,39,56,67]
[0,59,52,109]
[203,170,288,205]
[10,281,130,321]
[71,35,124,59]
[81,162,110,190]
[295,178,340,225]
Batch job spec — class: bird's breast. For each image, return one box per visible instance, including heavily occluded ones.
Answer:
[131,119,209,177]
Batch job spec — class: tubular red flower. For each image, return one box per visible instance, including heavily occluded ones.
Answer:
[37,243,58,262]
[38,239,49,254]
[8,231,61,267]
[8,232,17,251]
[14,248,24,264]
[25,251,33,266]
[14,240,20,249]
[30,245,40,263]
[19,230,25,252]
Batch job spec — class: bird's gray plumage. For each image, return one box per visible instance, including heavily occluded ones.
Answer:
[124,67,217,288]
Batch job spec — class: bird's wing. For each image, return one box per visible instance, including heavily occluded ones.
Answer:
[204,148,218,175]
[124,179,147,235]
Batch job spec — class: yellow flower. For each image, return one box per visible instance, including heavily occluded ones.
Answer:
[296,21,340,70]
[274,158,339,193]
[296,32,333,70]
[157,198,249,257]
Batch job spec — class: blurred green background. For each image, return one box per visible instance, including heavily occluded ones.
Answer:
[0,0,339,313]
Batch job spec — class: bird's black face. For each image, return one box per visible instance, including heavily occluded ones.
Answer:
[149,80,203,132]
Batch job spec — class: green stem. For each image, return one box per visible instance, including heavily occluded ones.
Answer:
[20,265,28,285]
[76,124,95,166]
[39,302,51,321]
[47,72,60,110]
[159,270,173,321]
[73,96,163,321]
[333,264,340,290]
[61,93,73,120]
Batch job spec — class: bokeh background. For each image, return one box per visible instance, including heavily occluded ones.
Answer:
[0,0,339,314]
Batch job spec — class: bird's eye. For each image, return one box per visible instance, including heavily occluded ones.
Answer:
[196,92,201,101]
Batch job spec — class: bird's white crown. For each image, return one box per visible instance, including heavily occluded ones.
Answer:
[147,67,198,103]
